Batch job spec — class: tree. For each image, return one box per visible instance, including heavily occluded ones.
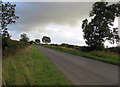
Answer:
[0,2,19,49]
[29,40,34,44]
[42,36,51,44]
[82,2,120,50]
[20,33,29,43]
[35,39,40,44]
[1,2,19,35]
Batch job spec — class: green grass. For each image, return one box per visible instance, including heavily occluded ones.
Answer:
[43,45,119,65]
[2,45,71,85]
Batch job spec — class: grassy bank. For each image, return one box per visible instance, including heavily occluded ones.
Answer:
[2,45,71,85]
[43,45,119,65]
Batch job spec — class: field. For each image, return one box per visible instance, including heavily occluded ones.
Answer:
[2,45,71,85]
[43,45,119,65]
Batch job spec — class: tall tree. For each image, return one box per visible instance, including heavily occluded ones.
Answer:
[42,36,51,44]
[1,2,19,36]
[82,2,120,50]
[0,2,19,49]
[35,39,40,44]
[20,33,29,43]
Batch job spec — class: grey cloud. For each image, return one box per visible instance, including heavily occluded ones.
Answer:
[8,2,94,32]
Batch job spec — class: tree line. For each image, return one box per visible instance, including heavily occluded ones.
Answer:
[20,33,51,44]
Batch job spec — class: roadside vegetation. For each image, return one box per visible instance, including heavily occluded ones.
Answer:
[2,45,71,85]
[41,44,119,65]
[3,40,29,56]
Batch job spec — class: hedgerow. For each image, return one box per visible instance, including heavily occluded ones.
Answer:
[2,40,29,56]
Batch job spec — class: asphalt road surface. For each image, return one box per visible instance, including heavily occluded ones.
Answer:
[36,45,118,85]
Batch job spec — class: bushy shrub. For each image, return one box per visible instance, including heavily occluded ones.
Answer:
[76,46,94,52]
[3,40,29,56]
[66,45,74,48]
[50,44,60,46]
[61,43,68,47]
[2,38,11,50]
[106,46,120,54]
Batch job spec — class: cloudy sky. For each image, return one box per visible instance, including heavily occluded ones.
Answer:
[6,2,119,47]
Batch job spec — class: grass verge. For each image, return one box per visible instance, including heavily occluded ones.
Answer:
[43,45,119,65]
[2,45,71,85]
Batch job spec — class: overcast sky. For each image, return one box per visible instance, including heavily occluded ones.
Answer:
[6,2,119,47]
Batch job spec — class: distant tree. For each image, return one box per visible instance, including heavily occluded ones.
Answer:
[35,39,40,44]
[20,33,29,43]
[42,36,51,44]
[82,2,120,50]
[29,40,34,44]
[0,2,19,50]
